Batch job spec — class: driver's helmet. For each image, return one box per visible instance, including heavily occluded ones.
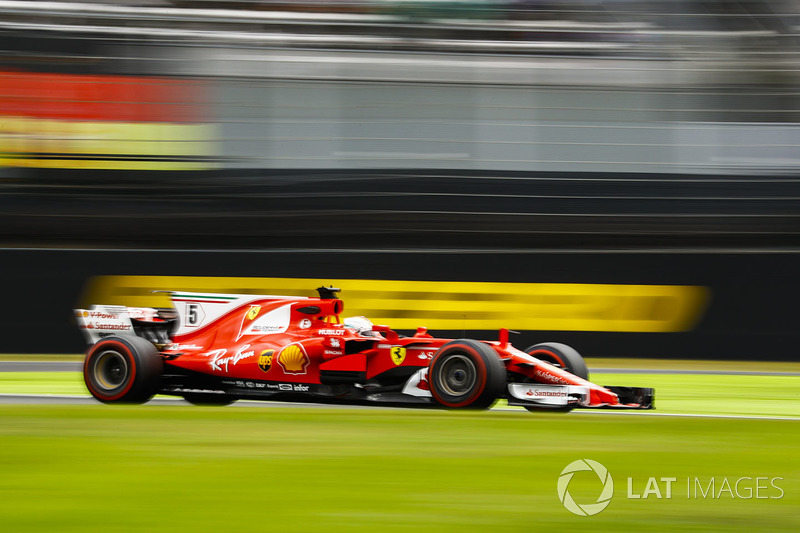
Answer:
[343,316,373,334]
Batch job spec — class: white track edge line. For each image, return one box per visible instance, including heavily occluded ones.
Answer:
[1,393,799,420]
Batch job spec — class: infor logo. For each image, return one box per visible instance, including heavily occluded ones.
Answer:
[558,459,614,516]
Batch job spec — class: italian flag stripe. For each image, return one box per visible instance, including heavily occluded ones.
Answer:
[173,294,238,302]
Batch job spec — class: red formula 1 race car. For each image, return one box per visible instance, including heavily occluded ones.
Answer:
[75,287,654,411]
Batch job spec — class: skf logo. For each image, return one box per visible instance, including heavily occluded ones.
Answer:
[279,344,310,374]
[390,347,406,366]
[258,349,274,373]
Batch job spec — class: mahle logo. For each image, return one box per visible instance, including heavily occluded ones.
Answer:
[558,459,614,516]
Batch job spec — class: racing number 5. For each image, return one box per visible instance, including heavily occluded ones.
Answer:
[187,303,199,325]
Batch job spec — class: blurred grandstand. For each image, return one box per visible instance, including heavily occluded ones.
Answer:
[1,0,799,249]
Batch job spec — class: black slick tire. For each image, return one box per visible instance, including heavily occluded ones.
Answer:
[84,336,163,404]
[524,342,589,380]
[428,339,506,409]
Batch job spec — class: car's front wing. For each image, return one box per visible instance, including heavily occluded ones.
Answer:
[506,383,654,410]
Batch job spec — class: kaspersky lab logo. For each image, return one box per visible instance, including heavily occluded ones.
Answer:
[558,459,614,516]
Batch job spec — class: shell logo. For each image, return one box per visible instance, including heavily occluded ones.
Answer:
[278,344,310,374]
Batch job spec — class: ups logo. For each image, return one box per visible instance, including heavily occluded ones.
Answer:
[258,349,274,373]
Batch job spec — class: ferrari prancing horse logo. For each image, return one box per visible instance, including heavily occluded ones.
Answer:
[390,347,406,366]
[247,306,261,320]
[237,305,263,341]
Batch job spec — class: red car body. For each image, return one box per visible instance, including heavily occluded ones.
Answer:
[76,287,654,410]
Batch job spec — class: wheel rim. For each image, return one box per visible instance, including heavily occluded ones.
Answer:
[436,354,477,397]
[93,350,129,391]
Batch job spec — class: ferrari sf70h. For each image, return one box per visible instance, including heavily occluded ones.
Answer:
[75,287,654,411]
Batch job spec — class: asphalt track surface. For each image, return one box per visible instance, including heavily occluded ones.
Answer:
[2,361,800,376]
[4,361,799,421]
[1,394,797,422]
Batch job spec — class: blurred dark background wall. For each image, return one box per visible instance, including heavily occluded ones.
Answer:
[5,248,800,360]
[1,1,799,357]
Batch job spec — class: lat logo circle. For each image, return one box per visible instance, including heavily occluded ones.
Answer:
[557,459,614,516]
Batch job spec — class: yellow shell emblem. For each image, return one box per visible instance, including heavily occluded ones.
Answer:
[258,350,274,373]
[247,306,261,321]
[279,344,309,374]
[390,347,406,366]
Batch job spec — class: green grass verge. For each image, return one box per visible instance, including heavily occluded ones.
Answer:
[3,372,800,419]
[593,373,800,418]
[0,406,797,532]
[0,372,86,396]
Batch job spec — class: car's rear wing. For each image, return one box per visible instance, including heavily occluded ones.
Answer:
[74,305,176,347]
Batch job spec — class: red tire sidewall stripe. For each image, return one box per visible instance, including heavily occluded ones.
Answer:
[528,349,565,368]
[430,343,489,408]
[84,340,137,401]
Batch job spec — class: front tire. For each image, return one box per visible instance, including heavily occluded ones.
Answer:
[521,343,587,413]
[84,336,163,403]
[524,342,589,380]
[428,339,506,409]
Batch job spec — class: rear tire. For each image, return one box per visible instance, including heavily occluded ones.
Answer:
[84,336,163,404]
[524,342,589,380]
[428,339,506,409]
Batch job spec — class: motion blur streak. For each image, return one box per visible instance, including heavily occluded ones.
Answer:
[82,275,709,332]
[0,71,216,170]
[0,1,799,248]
